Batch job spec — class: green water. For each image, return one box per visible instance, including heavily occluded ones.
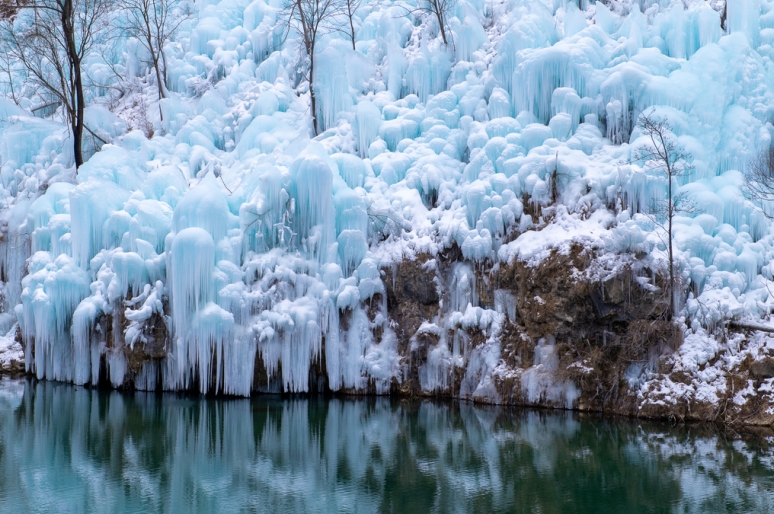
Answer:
[0,379,772,513]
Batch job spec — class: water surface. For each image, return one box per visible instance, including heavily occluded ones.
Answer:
[0,379,772,513]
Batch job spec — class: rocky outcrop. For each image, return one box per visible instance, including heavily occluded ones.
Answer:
[477,245,774,428]
[375,243,774,428]
[491,244,675,412]
[382,254,441,396]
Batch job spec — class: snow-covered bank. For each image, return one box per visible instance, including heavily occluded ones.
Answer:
[0,330,23,375]
[2,0,774,423]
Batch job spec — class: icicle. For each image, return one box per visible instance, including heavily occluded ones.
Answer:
[314,48,354,133]
[70,181,130,268]
[289,155,335,262]
[355,101,382,159]
[726,0,761,47]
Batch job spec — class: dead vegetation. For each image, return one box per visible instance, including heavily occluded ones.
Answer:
[555,319,682,409]
[495,242,681,411]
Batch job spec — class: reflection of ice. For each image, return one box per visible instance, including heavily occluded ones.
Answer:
[0,378,24,410]
[0,382,773,512]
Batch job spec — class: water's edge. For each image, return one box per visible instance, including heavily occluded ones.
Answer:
[7,373,774,436]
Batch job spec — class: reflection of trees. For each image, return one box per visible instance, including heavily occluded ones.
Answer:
[0,380,772,512]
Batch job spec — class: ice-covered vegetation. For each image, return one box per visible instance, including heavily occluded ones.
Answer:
[0,0,772,403]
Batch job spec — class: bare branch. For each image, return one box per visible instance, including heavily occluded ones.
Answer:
[743,145,774,219]
[337,0,363,50]
[281,0,346,135]
[0,0,114,168]
[634,109,697,322]
[397,0,456,46]
[118,0,193,103]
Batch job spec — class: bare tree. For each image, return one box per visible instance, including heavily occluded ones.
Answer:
[410,0,455,46]
[0,45,19,104]
[0,0,113,168]
[743,145,774,218]
[283,0,342,135]
[634,110,694,321]
[120,0,192,102]
[339,0,362,51]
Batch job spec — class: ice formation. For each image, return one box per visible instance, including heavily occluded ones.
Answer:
[1,0,774,403]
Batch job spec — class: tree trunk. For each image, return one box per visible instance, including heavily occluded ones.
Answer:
[348,3,356,51]
[349,16,356,50]
[721,2,727,31]
[73,72,85,168]
[667,174,674,322]
[309,58,318,135]
[61,0,84,168]
[435,5,447,46]
[160,44,170,91]
[146,28,166,102]
[154,55,165,122]
[153,58,166,100]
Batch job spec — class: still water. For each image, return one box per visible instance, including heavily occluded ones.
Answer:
[0,379,773,513]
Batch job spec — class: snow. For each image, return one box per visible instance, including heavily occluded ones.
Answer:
[498,206,614,265]
[1,0,774,400]
[0,328,22,373]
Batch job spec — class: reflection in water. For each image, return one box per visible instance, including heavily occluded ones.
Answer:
[0,379,773,513]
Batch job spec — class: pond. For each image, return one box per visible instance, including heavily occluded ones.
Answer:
[0,379,772,513]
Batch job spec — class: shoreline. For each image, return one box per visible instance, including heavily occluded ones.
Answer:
[5,372,774,434]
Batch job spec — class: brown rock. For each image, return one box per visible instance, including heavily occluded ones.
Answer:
[751,358,774,379]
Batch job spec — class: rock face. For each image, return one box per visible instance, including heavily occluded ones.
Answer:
[478,245,774,428]
[382,255,441,396]
[10,245,774,428]
[378,246,774,428]
[492,244,676,412]
[499,245,666,343]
